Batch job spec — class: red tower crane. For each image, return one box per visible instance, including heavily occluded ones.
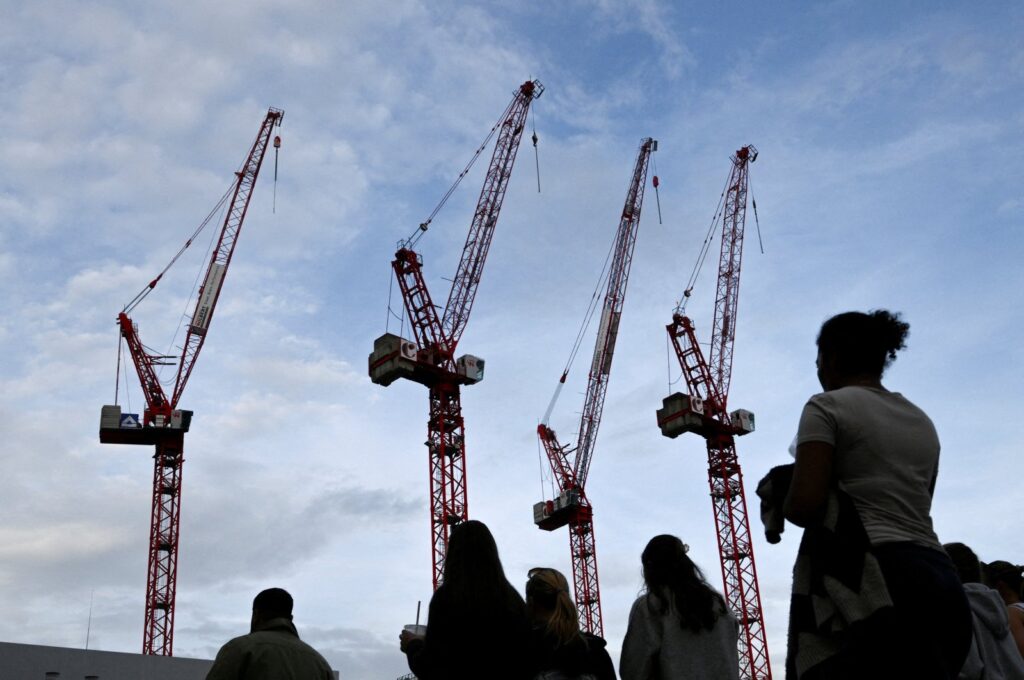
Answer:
[369,80,543,589]
[655,145,771,679]
[99,107,284,655]
[534,138,657,636]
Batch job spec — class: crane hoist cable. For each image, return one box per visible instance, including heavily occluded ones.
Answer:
[532,106,541,193]
[748,171,765,254]
[651,154,663,225]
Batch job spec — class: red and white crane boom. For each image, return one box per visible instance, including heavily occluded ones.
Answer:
[370,80,543,589]
[535,137,657,636]
[655,145,772,679]
[101,107,283,656]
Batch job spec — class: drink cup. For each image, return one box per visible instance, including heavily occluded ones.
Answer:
[403,624,427,637]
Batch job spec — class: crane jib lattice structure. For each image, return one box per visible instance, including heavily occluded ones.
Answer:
[100,107,284,656]
[655,145,772,679]
[369,80,543,589]
[535,138,657,636]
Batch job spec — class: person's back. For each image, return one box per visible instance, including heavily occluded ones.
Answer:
[400,520,532,680]
[799,385,941,549]
[208,617,333,680]
[620,535,738,680]
[621,590,738,680]
[412,580,532,680]
[207,588,333,680]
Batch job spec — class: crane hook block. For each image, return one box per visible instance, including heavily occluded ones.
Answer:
[652,175,660,188]
[274,135,281,149]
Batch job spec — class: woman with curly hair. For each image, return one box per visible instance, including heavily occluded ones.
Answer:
[619,534,738,680]
[785,310,972,678]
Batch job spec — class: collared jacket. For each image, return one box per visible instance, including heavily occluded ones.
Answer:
[206,617,335,680]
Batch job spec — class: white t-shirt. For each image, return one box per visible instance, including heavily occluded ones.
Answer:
[796,386,941,549]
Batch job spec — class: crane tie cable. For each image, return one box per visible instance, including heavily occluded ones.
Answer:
[398,94,520,250]
[676,170,732,314]
[122,181,235,315]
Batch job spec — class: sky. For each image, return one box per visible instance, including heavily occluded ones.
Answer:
[1,1,1022,677]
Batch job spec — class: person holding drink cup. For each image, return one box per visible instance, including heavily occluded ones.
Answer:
[399,520,532,680]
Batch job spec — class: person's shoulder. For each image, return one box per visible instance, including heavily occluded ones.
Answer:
[629,593,648,611]
[217,631,256,651]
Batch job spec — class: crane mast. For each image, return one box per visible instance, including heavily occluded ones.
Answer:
[100,108,283,656]
[535,138,656,635]
[656,145,771,679]
[370,80,543,589]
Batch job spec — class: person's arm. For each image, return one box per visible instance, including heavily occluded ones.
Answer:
[1009,606,1024,659]
[593,643,618,680]
[784,441,834,527]
[403,591,448,679]
[619,599,659,680]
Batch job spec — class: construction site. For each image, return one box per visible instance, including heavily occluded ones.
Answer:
[1,3,1020,680]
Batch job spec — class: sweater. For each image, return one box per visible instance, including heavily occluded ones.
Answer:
[619,592,738,680]
[958,583,1024,680]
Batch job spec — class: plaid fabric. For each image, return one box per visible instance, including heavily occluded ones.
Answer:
[756,464,896,679]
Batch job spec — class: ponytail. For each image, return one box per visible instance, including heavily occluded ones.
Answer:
[526,568,582,647]
[817,309,910,377]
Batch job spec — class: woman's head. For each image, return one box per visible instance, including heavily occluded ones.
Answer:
[943,542,982,584]
[443,519,503,584]
[439,520,526,621]
[986,560,1023,603]
[641,535,725,633]
[642,535,697,590]
[526,567,580,646]
[816,310,909,389]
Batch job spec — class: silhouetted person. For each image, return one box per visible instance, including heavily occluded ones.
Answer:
[944,543,1024,679]
[206,588,333,680]
[987,560,1024,659]
[525,566,616,680]
[399,520,532,680]
[619,535,738,680]
[785,310,971,678]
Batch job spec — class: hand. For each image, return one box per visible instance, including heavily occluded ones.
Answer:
[399,629,423,653]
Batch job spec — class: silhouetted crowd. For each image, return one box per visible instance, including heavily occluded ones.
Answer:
[394,522,739,680]
[206,311,1024,680]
